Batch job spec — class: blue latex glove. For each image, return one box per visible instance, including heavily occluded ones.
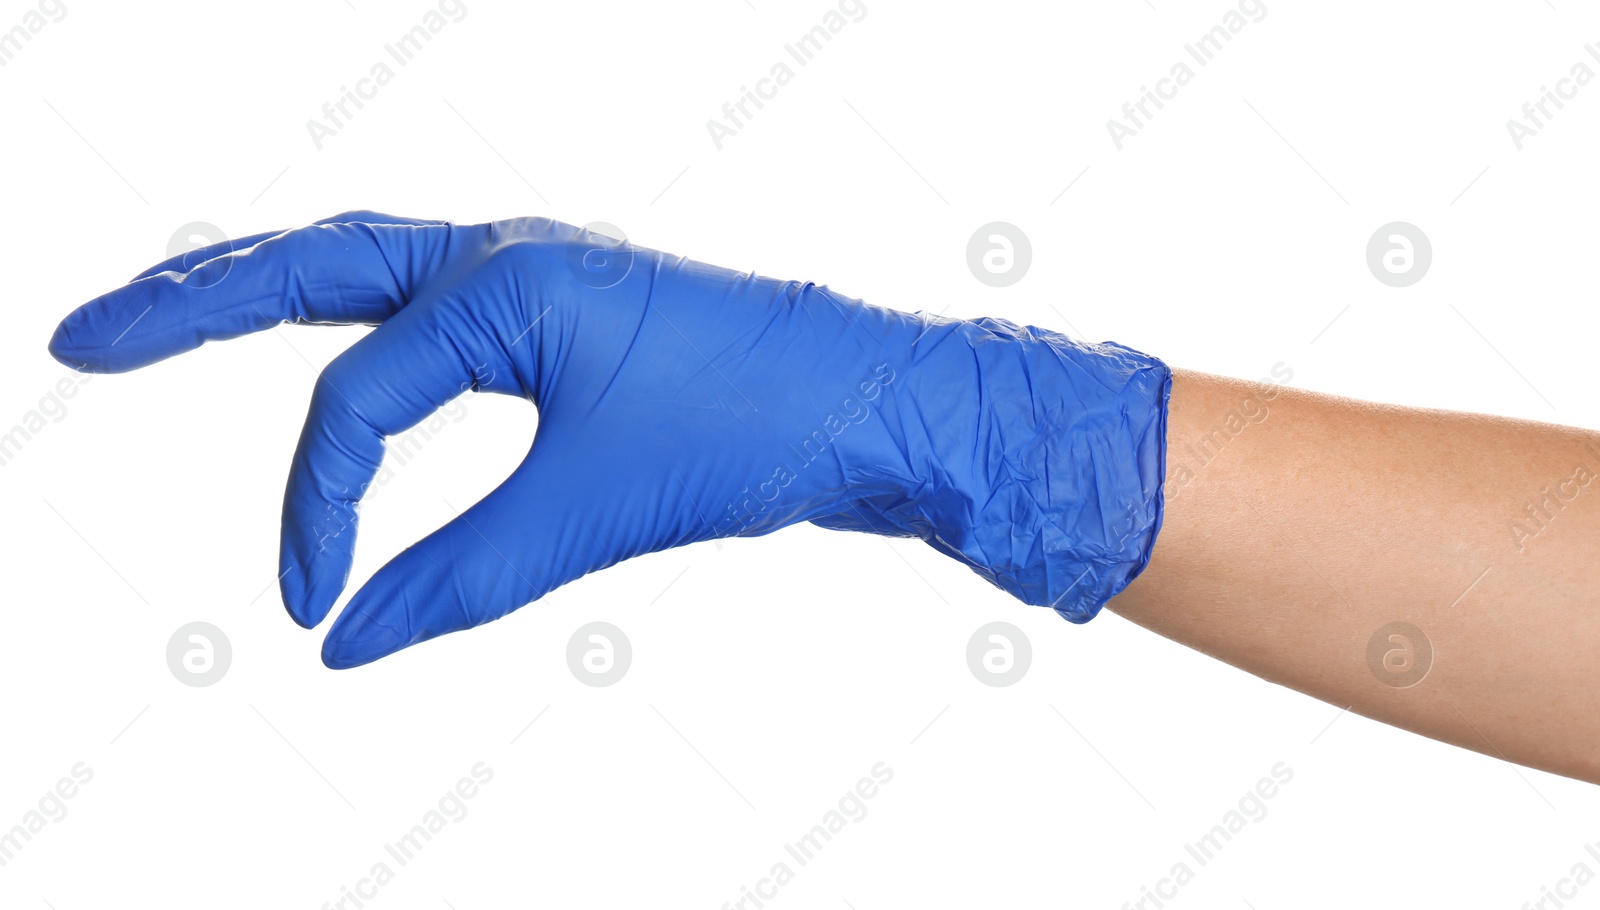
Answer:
[49,212,1171,668]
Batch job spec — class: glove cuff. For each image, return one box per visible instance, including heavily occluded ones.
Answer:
[896,318,1171,620]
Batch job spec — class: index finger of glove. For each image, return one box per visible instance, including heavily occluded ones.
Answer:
[49,221,471,373]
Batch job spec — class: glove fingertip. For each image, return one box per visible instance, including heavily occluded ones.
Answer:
[47,311,112,374]
[321,636,386,670]
[321,597,410,669]
[278,558,345,629]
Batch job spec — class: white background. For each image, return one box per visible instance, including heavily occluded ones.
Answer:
[3,0,1598,907]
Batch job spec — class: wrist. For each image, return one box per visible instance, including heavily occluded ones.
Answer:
[872,315,1171,618]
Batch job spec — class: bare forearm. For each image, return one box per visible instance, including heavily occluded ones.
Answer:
[1112,368,1600,783]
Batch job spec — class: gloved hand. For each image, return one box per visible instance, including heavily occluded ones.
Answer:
[49,212,1171,668]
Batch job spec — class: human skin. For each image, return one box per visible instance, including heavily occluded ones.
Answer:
[1112,368,1600,784]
